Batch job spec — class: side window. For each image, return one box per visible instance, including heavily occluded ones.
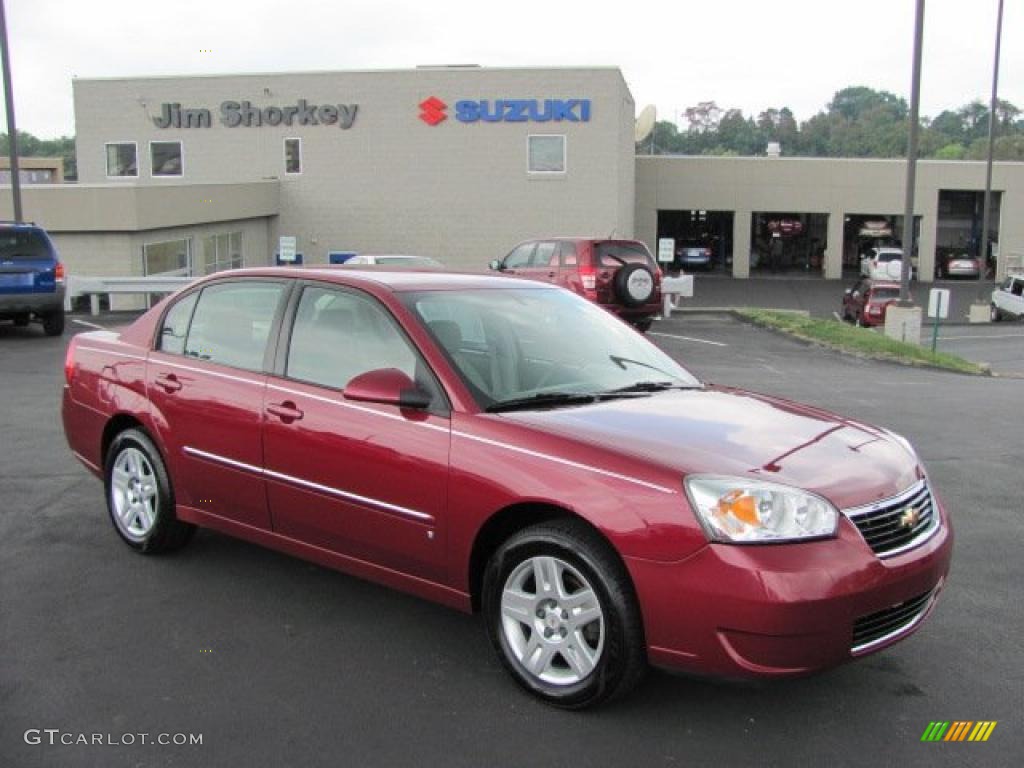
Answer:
[287,286,418,390]
[532,241,557,267]
[1012,280,1023,297]
[183,282,285,371]
[158,291,199,355]
[504,243,535,269]
[560,241,578,266]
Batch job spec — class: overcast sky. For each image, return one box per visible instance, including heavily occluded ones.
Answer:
[4,0,1021,137]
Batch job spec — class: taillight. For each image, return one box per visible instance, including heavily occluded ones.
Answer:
[64,338,76,386]
[55,262,65,283]
[578,260,597,296]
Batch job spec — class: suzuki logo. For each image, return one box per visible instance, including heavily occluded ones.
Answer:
[419,96,447,126]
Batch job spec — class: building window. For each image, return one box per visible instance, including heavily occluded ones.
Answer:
[105,142,138,177]
[143,238,192,276]
[284,138,302,175]
[150,141,183,177]
[203,232,243,274]
[528,135,566,174]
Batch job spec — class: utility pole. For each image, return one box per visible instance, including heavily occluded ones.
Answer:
[899,0,925,304]
[0,0,22,222]
[977,0,1004,298]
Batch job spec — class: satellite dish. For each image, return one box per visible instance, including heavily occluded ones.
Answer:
[635,105,656,144]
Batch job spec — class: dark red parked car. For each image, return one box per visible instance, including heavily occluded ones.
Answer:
[489,238,662,332]
[843,279,905,327]
[62,268,952,708]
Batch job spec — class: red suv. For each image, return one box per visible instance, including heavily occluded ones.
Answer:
[843,279,904,327]
[489,238,662,332]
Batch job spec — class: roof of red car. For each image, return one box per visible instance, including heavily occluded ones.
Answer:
[218,266,556,292]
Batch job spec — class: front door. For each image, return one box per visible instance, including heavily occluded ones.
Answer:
[262,284,451,581]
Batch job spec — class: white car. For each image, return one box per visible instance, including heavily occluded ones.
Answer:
[991,273,1024,321]
[860,247,913,281]
[342,254,445,269]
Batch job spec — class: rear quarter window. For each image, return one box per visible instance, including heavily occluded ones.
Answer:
[595,242,655,268]
[0,230,53,261]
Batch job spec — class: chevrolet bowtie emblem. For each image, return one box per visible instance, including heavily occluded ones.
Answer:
[899,507,921,529]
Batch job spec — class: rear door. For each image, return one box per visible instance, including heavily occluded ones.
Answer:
[147,279,289,530]
[262,283,451,581]
[0,228,58,296]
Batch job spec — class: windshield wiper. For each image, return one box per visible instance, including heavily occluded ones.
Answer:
[605,380,691,393]
[485,392,597,413]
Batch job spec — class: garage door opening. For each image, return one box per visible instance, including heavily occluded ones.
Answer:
[843,214,920,278]
[750,212,828,275]
[937,190,1001,279]
[656,210,734,274]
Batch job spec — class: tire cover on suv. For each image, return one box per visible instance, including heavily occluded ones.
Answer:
[614,263,655,308]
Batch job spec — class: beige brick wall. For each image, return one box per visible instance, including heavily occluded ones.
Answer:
[74,67,635,269]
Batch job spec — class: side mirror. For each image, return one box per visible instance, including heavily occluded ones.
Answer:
[343,368,431,409]
[488,259,502,271]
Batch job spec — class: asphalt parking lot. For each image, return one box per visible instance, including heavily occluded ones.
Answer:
[2,314,1021,767]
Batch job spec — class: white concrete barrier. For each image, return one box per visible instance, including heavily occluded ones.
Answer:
[66,274,196,315]
[661,274,695,318]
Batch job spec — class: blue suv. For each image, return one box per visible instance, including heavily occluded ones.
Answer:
[0,222,65,336]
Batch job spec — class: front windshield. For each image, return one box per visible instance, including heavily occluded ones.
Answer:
[403,287,700,408]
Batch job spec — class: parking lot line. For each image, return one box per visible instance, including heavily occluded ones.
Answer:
[940,333,1024,341]
[71,318,107,330]
[649,331,728,347]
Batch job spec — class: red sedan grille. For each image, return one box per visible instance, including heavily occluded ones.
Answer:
[852,588,935,652]
[844,481,938,557]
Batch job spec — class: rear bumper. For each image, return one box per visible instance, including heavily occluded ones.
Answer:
[0,287,65,315]
[626,498,953,679]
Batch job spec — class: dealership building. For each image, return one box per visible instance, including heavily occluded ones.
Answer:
[2,65,1023,288]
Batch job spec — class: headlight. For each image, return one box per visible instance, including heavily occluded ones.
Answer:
[684,475,838,544]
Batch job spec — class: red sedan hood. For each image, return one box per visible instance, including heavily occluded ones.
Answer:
[498,386,921,510]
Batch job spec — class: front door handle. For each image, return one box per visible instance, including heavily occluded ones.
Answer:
[155,373,182,393]
[266,401,304,423]
[546,271,557,278]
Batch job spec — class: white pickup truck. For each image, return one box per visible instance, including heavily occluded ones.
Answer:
[991,272,1024,321]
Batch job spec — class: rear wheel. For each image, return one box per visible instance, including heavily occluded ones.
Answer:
[42,309,65,336]
[13,314,29,327]
[482,519,646,709]
[990,304,1002,322]
[631,318,654,333]
[105,428,195,553]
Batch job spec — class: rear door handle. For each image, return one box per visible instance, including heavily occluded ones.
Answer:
[266,401,304,423]
[155,373,182,393]
[546,271,557,278]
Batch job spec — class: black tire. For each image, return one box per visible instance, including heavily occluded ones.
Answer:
[13,314,29,327]
[482,519,646,709]
[42,309,65,336]
[631,317,654,333]
[613,264,656,308]
[990,304,1001,323]
[104,428,195,554]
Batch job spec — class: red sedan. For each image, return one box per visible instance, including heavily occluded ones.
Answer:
[62,268,952,708]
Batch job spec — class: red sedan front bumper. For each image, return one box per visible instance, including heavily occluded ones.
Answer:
[626,499,953,678]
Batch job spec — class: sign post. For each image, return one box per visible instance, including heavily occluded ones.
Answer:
[278,236,297,265]
[927,288,950,352]
[657,238,675,265]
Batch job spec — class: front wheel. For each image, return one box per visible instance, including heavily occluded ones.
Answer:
[990,304,1002,322]
[104,428,195,553]
[482,519,646,709]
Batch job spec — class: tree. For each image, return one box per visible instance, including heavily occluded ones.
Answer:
[683,101,722,134]
[0,130,76,180]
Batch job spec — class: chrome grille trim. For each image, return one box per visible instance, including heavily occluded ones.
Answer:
[842,480,941,558]
[851,588,937,654]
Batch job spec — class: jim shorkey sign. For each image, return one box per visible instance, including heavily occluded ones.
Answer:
[152,100,359,130]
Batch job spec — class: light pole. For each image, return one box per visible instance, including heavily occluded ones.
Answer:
[0,0,21,222]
